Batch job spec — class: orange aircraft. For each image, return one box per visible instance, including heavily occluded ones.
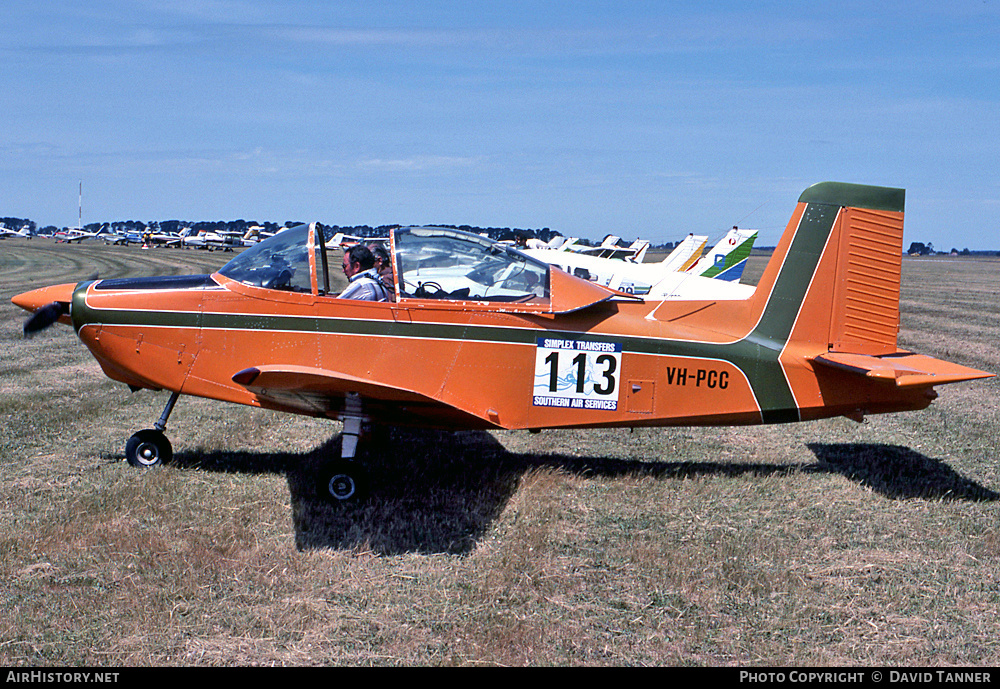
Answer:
[13,182,993,501]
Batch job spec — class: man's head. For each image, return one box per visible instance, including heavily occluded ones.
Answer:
[369,243,390,271]
[342,244,375,278]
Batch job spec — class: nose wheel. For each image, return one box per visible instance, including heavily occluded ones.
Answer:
[124,391,179,468]
[125,429,173,467]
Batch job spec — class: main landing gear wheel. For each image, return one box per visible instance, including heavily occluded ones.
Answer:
[319,460,368,503]
[125,429,173,468]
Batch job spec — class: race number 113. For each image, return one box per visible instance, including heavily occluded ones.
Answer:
[532,338,622,410]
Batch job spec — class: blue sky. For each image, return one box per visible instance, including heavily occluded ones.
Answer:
[2,1,998,249]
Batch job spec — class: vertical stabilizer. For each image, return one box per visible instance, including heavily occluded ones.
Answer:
[731,182,906,422]
[746,182,906,354]
[794,182,906,356]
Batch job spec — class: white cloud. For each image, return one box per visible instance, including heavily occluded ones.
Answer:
[357,155,481,172]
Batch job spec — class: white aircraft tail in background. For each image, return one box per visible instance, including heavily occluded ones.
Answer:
[657,233,708,272]
[0,224,32,239]
[684,227,758,281]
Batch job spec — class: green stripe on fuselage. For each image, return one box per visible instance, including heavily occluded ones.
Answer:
[722,203,837,422]
[602,200,836,422]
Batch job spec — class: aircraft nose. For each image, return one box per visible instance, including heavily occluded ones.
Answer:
[11,282,77,314]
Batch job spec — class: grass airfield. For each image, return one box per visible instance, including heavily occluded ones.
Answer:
[1,238,998,666]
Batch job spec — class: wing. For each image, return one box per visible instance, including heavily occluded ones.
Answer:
[231,364,493,429]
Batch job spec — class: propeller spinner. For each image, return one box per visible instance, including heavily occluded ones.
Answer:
[11,282,78,337]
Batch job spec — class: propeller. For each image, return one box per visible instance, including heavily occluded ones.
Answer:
[23,301,70,338]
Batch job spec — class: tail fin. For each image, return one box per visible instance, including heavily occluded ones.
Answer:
[646,183,989,425]
[659,233,708,271]
[733,183,902,422]
[686,228,758,282]
[746,182,990,421]
[629,239,651,263]
[750,182,906,357]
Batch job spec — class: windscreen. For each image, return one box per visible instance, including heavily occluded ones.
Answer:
[217,225,313,292]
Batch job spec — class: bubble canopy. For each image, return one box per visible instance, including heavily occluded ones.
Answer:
[218,224,552,303]
[393,227,550,301]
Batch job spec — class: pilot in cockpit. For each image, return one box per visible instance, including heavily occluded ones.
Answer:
[368,243,395,299]
[338,245,390,302]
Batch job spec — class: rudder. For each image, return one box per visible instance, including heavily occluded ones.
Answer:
[795,182,906,356]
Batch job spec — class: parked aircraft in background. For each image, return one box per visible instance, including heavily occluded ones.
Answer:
[0,224,32,239]
[508,234,580,251]
[326,231,369,248]
[180,228,242,250]
[55,225,127,244]
[140,230,184,247]
[655,233,708,272]
[115,230,142,245]
[241,227,272,245]
[13,182,992,503]
[683,227,758,282]
[242,225,298,246]
[57,227,111,243]
[520,234,694,294]
[520,228,756,297]
[567,234,652,262]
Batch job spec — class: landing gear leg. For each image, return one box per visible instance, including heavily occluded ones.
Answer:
[154,391,180,432]
[341,414,362,460]
[125,391,179,468]
[318,393,369,502]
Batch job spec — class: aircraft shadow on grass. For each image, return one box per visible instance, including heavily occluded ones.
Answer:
[805,442,999,503]
[169,430,998,555]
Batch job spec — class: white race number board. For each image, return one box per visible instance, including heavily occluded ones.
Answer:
[532,337,622,411]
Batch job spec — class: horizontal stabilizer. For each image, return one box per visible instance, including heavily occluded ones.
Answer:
[813,351,993,388]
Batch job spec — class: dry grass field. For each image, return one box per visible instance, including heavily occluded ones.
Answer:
[1,239,998,666]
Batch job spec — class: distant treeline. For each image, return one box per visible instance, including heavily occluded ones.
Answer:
[1,217,35,232]
[907,241,999,257]
[13,215,993,256]
[4,215,645,248]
